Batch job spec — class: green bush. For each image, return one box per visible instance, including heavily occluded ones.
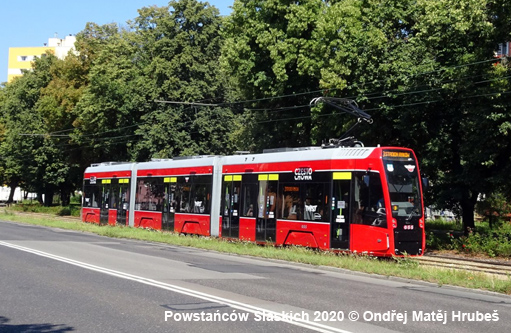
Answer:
[426,219,511,258]
[57,207,72,216]
[456,223,511,257]
[425,219,462,251]
[70,194,82,205]
[9,203,81,217]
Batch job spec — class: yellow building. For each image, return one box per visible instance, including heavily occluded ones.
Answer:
[7,35,76,83]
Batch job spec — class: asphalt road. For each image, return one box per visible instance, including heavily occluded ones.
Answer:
[1,220,510,333]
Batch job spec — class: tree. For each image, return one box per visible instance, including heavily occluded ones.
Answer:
[221,0,324,151]
[0,54,55,204]
[36,50,90,205]
[311,0,511,232]
[397,0,511,232]
[71,22,144,165]
[132,0,233,159]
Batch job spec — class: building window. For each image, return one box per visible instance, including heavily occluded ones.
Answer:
[497,43,509,57]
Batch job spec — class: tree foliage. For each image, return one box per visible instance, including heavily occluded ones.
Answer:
[132,0,233,159]
[221,0,324,150]
[0,54,66,204]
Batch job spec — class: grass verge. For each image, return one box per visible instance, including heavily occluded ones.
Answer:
[1,210,510,295]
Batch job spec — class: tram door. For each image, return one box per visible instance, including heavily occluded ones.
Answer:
[162,178,177,231]
[331,173,352,249]
[99,179,111,225]
[114,179,130,226]
[256,175,278,242]
[222,176,241,238]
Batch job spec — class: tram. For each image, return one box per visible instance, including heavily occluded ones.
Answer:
[82,145,426,256]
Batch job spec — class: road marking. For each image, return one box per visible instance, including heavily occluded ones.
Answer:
[0,240,352,333]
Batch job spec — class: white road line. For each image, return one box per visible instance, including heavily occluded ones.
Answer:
[0,240,353,333]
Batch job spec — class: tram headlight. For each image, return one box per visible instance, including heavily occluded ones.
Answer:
[392,218,397,229]
[419,218,424,229]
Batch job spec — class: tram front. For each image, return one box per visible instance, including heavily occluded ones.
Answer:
[382,150,426,256]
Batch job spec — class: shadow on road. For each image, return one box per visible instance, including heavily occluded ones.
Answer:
[0,316,74,332]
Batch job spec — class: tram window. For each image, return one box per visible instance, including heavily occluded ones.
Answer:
[110,185,118,209]
[223,182,231,215]
[240,176,259,217]
[353,172,386,227]
[267,185,277,215]
[303,183,329,222]
[242,182,258,217]
[163,184,176,213]
[279,184,302,220]
[191,176,211,214]
[135,178,164,211]
[101,186,110,209]
[276,181,330,222]
[83,182,100,208]
[122,186,130,210]
[176,182,191,213]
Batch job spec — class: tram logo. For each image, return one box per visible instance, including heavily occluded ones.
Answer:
[294,167,313,181]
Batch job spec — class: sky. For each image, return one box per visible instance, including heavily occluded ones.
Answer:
[1,0,233,84]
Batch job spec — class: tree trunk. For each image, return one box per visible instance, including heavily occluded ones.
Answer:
[37,192,44,205]
[461,189,478,235]
[60,190,71,206]
[44,188,54,207]
[6,180,19,204]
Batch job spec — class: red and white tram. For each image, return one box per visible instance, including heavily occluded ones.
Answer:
[82,145,426,256]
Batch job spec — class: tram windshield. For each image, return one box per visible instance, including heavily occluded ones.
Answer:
[382,151,422,218]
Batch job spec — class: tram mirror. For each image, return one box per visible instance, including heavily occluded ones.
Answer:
[363,175,370,187]
[422,177,429,189]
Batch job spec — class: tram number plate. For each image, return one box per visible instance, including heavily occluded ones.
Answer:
[301,225,307,229]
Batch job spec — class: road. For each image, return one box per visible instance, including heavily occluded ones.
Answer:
[0,220,510,333]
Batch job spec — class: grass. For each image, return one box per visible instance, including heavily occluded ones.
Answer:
[1,210,510,295]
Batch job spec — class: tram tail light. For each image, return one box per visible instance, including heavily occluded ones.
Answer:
[419,218,424,229]
[392,218,397,229]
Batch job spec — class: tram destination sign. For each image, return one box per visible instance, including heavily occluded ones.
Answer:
[383,151,412,160]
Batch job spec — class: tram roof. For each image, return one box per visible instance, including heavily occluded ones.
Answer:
[136,155,220,171]
[84,146,391,173]
[222,146,377,165]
